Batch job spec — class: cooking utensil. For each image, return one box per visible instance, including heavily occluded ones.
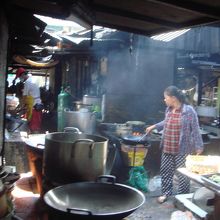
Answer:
[43,132,109,184]
[121,133,150,145]
[64,109,96,134]
[138,133,148,142]
[63,127,82,133]
[44,175,145,220]
[120,134,150,167]
[73,101,93,111]
[82,95,101,106]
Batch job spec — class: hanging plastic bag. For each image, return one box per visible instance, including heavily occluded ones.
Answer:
[127,166,148,192]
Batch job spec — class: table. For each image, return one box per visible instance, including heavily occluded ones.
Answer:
[177,168,220,219]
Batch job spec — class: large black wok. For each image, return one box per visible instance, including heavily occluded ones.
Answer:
[44,176,145,220]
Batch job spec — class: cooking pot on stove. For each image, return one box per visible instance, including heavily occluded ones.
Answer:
[73,101,93,111]
[43,132,109,184]
[44,175,145,220]
[120,134,150,167]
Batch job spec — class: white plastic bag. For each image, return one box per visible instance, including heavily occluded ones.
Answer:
[148,175,161,192]
[170,211,197,220]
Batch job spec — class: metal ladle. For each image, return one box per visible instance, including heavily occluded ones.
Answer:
[138,133,149,142]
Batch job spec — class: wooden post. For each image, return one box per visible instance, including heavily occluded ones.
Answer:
[0,8,9,165]
[217,78,220,117]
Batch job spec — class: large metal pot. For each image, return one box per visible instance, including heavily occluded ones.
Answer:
[64,109,96,134]
[43,132,108,184]
[44,175,145,220]
[73,101,93,111]
[83,95,101,106]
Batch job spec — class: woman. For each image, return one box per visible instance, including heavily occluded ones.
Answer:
[146,85,203,203]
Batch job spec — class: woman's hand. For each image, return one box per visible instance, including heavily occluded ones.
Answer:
[145,125,155,134]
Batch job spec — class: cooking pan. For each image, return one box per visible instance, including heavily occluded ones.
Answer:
[44,175,145,220]
[121,133,150,146]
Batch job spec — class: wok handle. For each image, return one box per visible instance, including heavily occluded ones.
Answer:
[71,139,95,158]
[64,127,81,133]
[97,175,116,184]
[66,208,92,215]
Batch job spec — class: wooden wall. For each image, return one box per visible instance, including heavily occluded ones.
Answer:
[104,45,174,123]
[141,26,220,54]
[56,26,220,124]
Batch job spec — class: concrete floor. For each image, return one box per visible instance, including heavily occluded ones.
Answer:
[10,173,200,220]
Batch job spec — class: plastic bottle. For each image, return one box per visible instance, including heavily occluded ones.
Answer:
[57,86,71,131]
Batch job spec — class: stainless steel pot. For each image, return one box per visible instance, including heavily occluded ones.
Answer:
[64,109,96,134]
[82,95,101,106]
[44,175,145,220]
[73,101,93,111]
[43,132,108,184]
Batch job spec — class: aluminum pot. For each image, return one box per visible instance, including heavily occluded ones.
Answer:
[73,101,93,111]
[64,109,96,134]
[82,95,101,106]
[44,175,145,220]
[43,132,108,184]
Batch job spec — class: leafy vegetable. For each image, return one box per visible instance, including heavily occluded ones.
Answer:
[209,174,220,183]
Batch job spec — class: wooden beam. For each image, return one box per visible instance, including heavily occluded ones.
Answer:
[149,0,220,20]
[9,0,70,18]
[91,2,218,34]
[94,20,170,36]
[91,3,182,29]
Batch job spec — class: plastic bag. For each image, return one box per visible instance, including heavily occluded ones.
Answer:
[170,211,197,220]
[148,175,161,192]
[127,166,148,192]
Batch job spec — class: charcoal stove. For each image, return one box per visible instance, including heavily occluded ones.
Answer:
[98,122,152,183]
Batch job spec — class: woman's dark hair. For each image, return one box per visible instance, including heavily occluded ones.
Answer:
[164,85,187,104]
